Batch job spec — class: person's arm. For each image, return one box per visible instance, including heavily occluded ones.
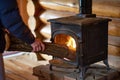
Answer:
[0,0,45,51]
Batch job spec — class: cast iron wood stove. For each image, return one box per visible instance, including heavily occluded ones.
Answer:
[48,0,111,80]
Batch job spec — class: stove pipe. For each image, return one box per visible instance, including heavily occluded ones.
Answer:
[78,0,96,17]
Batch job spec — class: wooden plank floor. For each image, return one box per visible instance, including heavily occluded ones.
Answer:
[3,52,49,80]
[3,52,120,80]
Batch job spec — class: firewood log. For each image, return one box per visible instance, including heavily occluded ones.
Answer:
[7,34,120,59]
[7,35,74,59]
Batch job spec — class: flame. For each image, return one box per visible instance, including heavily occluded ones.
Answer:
[66,37,76,51]
[55,34,76,51]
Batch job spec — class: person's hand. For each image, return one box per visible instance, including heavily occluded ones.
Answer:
[31,38,45,52]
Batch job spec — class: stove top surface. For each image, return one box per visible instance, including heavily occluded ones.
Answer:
[48,16,111,26]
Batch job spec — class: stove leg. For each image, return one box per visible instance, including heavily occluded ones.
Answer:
[103,59,110,70]
[49,64,53,71]
[76,67,86,80]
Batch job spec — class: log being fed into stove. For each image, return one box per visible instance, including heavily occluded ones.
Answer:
[7,35,76,60]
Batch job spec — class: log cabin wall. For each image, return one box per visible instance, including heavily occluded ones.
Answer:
[17,0,120,70]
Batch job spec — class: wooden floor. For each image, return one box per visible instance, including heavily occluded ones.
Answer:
[3,52,120,80]
[3,52,50,80]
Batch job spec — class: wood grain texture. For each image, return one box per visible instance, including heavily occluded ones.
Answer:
[108,45,120,56]
[28,16,41,30]
[4,52,120,80]
[39,9,76,24]
[93,0,120,18]
[39,0,79,13]
[38,9,120,37]
[27,0,41,16]
[39,0,120,18]
[4,53,43,80]
[108,35,120,47]
[28,16,44,38]
[108,19,120,36]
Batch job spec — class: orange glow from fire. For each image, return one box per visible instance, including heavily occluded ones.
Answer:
[55,34,76,51]
[66,37,76,51]
[54,34,76,61]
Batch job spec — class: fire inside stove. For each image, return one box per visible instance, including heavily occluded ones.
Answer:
[54,34,77,61]
[55,34,76,51]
